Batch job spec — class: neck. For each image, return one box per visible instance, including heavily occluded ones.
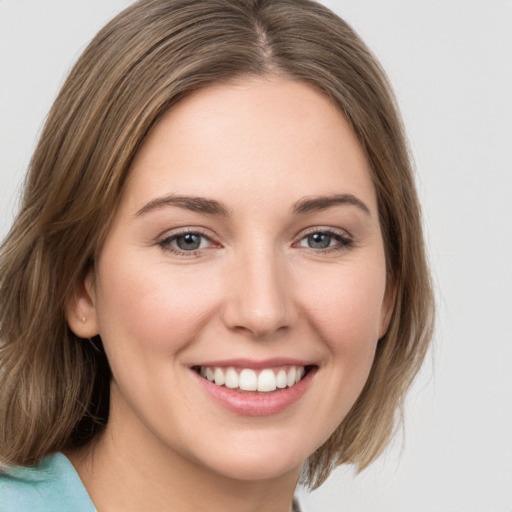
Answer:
[67,406,301,512]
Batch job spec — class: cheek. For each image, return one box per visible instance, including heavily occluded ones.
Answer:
[94,255,222,360]
[297,260,386,365]
[303,267,386,344]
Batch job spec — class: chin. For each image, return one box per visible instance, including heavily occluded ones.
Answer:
[179,426,319,483]
[203,451,305,483]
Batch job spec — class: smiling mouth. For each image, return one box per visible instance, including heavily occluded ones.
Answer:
[193,365,314,393]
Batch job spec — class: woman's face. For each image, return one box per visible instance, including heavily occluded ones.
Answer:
[72,77,394,482]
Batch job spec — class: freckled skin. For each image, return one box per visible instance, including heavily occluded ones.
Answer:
[68,77,394,512]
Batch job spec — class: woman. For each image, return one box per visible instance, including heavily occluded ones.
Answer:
[0,0,434,510]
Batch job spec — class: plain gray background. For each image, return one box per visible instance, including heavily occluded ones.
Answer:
[1,1,511,510]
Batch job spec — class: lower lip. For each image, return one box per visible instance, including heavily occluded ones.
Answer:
[193,368,315,416]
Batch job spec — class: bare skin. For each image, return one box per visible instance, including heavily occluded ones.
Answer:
[67,76,394,512]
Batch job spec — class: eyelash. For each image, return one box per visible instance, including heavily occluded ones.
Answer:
[294,228,354,254]
[158,228,216,257]
[158,228,353,257]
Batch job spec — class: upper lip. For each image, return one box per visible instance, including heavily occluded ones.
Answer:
[192,358,316,369]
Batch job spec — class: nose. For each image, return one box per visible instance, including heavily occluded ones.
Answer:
[222,245,297,338]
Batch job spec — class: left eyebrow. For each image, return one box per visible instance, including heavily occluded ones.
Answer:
[292,194,371,216]
[135,194,231,217]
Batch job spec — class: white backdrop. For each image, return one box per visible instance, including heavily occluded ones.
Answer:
[1,1,511,511]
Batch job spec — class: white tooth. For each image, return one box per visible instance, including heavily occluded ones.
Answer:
[239,369,257,391]
[295,366,304,384]
[258,369,277,392]
[225,367,239,389]
[276,369,287,389]
[287,367,296,387]
[200,367,207,378]
[214,367,225,386]
[206,367,215,382]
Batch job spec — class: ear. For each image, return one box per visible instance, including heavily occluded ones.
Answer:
[65,270,100,338]
[378,274,398,339]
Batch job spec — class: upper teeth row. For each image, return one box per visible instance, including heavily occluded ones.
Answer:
[200,366,305,392]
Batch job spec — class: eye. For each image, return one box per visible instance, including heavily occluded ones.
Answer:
[296,230,353,252]
[159,230,214,255]
[173,233,206,251]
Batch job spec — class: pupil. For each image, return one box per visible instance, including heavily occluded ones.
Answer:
[308,233,331,249]
[177,233,201,250]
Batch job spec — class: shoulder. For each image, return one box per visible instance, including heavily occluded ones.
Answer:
[0,452,96,512]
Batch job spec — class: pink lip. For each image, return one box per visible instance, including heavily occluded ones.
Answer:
[192,365,317,417]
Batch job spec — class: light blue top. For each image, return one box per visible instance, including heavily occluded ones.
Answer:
[0,452,303,511]
[0,452,96,512]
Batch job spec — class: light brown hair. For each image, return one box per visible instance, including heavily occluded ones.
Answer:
[0,0,434,488]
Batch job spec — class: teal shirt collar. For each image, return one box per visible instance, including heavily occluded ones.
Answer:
[0,452,96,512]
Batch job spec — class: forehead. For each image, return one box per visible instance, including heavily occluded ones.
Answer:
[122,77,376,214]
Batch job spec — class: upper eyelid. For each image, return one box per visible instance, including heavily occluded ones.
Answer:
[159,226,216,241]
[156,226,353,246]
[158,230,218,256]
[293,227,354,252]
[157,229,219,253]
[295,226,353,240]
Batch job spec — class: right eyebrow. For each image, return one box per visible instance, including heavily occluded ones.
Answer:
[292,193,371,216]
[135,194,231,217]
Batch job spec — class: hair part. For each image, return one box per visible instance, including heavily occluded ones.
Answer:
[0,0,434,488]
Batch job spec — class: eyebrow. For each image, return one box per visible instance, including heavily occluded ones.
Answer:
[135,192,371,218]
[135,195,230,217]
[292,194,371,216]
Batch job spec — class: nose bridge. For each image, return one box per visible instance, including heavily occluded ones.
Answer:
[223,240,295,337]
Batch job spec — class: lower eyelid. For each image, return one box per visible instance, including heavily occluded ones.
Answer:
[158,230,215,251]
[158,229,353,254]
[296,230,352,246]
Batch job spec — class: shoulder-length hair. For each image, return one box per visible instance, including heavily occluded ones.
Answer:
[0,0,434,488]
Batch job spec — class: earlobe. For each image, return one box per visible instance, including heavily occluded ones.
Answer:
[66,271,100,338]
